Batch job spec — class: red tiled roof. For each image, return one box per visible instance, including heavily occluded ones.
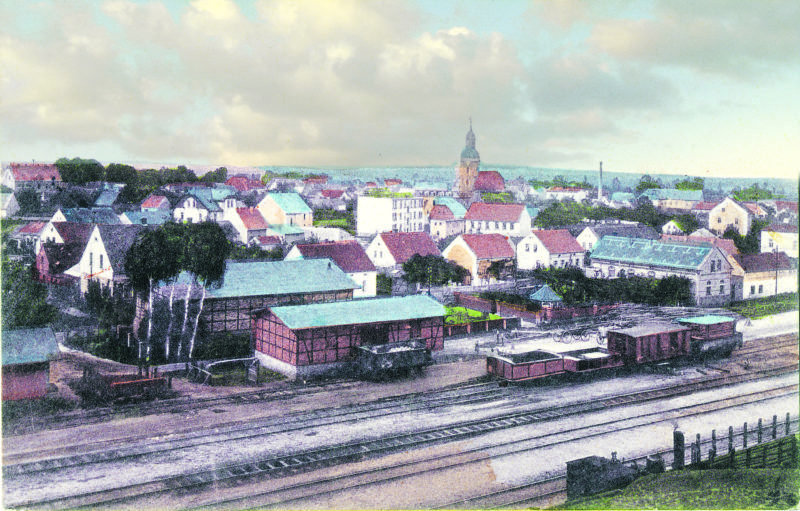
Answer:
[303,176,328,184]
[692,201,719,211]
[473,171,505,192]
[774,201,798,213]
[661,234,739,255]
[461,234,515,260]
[365,182,377,187]
[225,176,264,192]
[429,205,454,221]
[547,186,584,192]
[464,202,525,222]
[732,252,795,273]
[765,223,798,234]
[19,221,46,234]
[384,178,402,186]
[743,202,763,215]
[294,241,376,273]
[237,207,269,230]
[532,229,584,254]
[256,235,281,246]
[10,163,61,182]
[321,189,344,199]
[52,222,93,245]
[379,232,441,264]
[141,195,169,209]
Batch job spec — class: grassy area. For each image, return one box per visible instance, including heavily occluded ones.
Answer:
[562,469,800,509]
[365,188,412,198]
[727,292,798,319]
[313,218,348,227]
[444,306,501,325]
[3,396,78,432]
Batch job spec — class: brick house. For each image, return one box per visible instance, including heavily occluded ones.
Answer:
[2,327,60,401]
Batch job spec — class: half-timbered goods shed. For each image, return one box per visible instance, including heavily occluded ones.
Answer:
[252,295,445,379]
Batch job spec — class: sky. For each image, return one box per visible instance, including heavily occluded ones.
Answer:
[1,0,798,179]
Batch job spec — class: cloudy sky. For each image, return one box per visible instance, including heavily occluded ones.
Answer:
[1,0,798,178]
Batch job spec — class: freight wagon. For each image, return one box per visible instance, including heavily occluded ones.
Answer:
[487,315,740,383]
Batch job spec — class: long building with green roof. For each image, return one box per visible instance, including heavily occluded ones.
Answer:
[588,236,733,307]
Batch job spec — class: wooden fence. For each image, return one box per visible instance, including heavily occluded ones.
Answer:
[443,317,521,337]
[453,292,618,324]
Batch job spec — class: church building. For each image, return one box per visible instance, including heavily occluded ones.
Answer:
[456,119,480,199]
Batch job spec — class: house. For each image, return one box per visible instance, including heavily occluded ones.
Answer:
[661,220,685,235]
[742,202,767,219]
[39,221,94,247]
[609,192,636,208]
[150,258,359,336]
[226,207,270,245]
[51,207,121,225]
[119,210,172,226]
[2,163,61,191]
[36,241,84,285]
[307,188,348,211]
[2,327,60,401]
[173,187,237,224]
[225,175,266,193]
[413,181,449,197]
[575,223,659,252]
[286,241,377,297]
[93,183,124,208]
[732,252,796,300]
[771,200,798,225]
[1,192,19,218]
[252,295,445,380]
[266,177,304,194]
[252,235,282,250]
[257,192,313,228]
[303,226,355,242]
[639,189,703,213]
[587,236,733,307]
[463,202,531,236]
[474,171,505,192]
[761,224,798,259]
[65,224,148,293]
[516,229,585,270]
[660,234,742,298]
[264,224,306,244]
[7,221,46,255]
[384,178,403,187]
[689,228,716,238]
[545,187,589,202]
[141,194,171,211]
[434,197,467,218]
[356,195,426,235]
[690,201,719,224]
[442,233,516,284]
[428,204,465,240]
[708,197,752,236]
[366,231,441,270]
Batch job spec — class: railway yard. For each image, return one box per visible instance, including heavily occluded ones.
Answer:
[2,308,798,510]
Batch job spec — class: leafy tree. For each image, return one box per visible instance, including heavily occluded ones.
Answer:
[733,184,776,201]
[105,163,138,186]
[125,227,184,295]
[228,243,283,260]
[402,254,469,290]
[654,276,695,306]
[55,157,104,185]
[200,167,228,183]
[1,258,57,329]
[674,177,704,190]
[182,222,230,287]
[723,219,768,254]
[376,274,393,295]
[673,214,700,234]
[16,188,41,215]
[635,174,662,193]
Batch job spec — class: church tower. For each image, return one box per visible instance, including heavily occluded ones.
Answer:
[456,118,480,200]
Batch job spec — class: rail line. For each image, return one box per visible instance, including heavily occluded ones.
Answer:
[8,361,797,510]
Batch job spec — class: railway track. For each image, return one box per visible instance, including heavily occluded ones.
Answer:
[7,360,797,510]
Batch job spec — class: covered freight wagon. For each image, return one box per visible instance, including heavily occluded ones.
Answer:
[676,315,742,356]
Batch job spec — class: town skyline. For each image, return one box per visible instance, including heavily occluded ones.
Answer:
[1,0,798,179]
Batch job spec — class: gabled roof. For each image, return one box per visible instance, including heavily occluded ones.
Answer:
[611,192,635,202]
[429,205,455,221]
[640,189,703,202]
[689,228,716,237]
[464,202,525,222]
[165,259,358,298]
[764,223,798,234]
[591,236,716,270]
[732,252,795,273]
[460,233,515,259]
[661,234,739,255]
[141,195,170,209]
[94,187,121,207]
[692,201,720,211]
[255,235,282,246]
[19,221,47,234]
[384,178,403,186]
[711,197,751,216]
[42,242,85,274]
[292,241,376,273]
[59,208,121,224]
[121,210,172,226]
[434,197,467,218]
[321,189,344,199]
[532,229,584,254]
[52,222,94,245]
[97,224,148,274]
[379,232,441,264]
[773,201,798,214]
[742,202,764,215]
[267,192,312,214]
[225,175,264,192]
[2,327,59,366]
[237,207,269,230]
[474,171,505,192]
[585,223,659,241]
[268,295,445,330]
[8,163,61,182]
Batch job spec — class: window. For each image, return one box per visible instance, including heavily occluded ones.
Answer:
[734,218,739,225]
[533,244,538,252]
[717,217,721,223]
[720,284,724,294]
[706,284,711,296]
[89,253,93,273]
[750,285,756,295]
[758,284,763,293]
[525,244,530,252]
[100,254,104,269]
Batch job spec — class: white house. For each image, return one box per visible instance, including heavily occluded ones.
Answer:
[463,202,531,236]
[516,229,585,270]
[761,224,798,259]
[65,224,146,293]
[365,231,440,270]
[356,195,426,236]
[285,241,377,297]
[661,220,685,235]
[708,197,753,236]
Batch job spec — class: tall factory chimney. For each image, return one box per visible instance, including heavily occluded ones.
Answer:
[598,161,603,200]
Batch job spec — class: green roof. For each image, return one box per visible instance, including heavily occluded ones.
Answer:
[268,192,312,214]
[267,224,305,235]
[590,236,712,270]
[434,197,467,218]
[2,327,59,366]
[269,295,446,330]
[677,315,736,325]
[639,188,702,202]
[529,284,562,303]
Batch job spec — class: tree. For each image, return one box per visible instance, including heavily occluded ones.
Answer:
[402,254,469,290]
[1,258,57,329]
[635,174,662,193]
[674,177,704,191]
[55,157,104,184]
[200,167,228,183]
[182,222,230,287]
[125,227,184,295]
[16,188,41,215]
[723,219,768,254]
[733,184,776,202]
[673,214,700,234]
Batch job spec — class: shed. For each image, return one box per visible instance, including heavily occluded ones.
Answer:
[529,284,563,307]
[252,295,445,380]
[2,327,60,400]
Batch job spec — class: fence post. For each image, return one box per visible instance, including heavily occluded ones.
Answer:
[786,413,791,436]
[728,426,734,453]
[773,415,778,440]
[729,446,735,468]
[673,430,685,470]
[743,422,748,448]
[711,429,717,454]
[758,418,763,444]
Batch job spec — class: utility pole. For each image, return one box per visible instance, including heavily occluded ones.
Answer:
[774,248,779,296]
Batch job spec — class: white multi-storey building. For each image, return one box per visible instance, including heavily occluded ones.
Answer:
[356,195,426,236]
